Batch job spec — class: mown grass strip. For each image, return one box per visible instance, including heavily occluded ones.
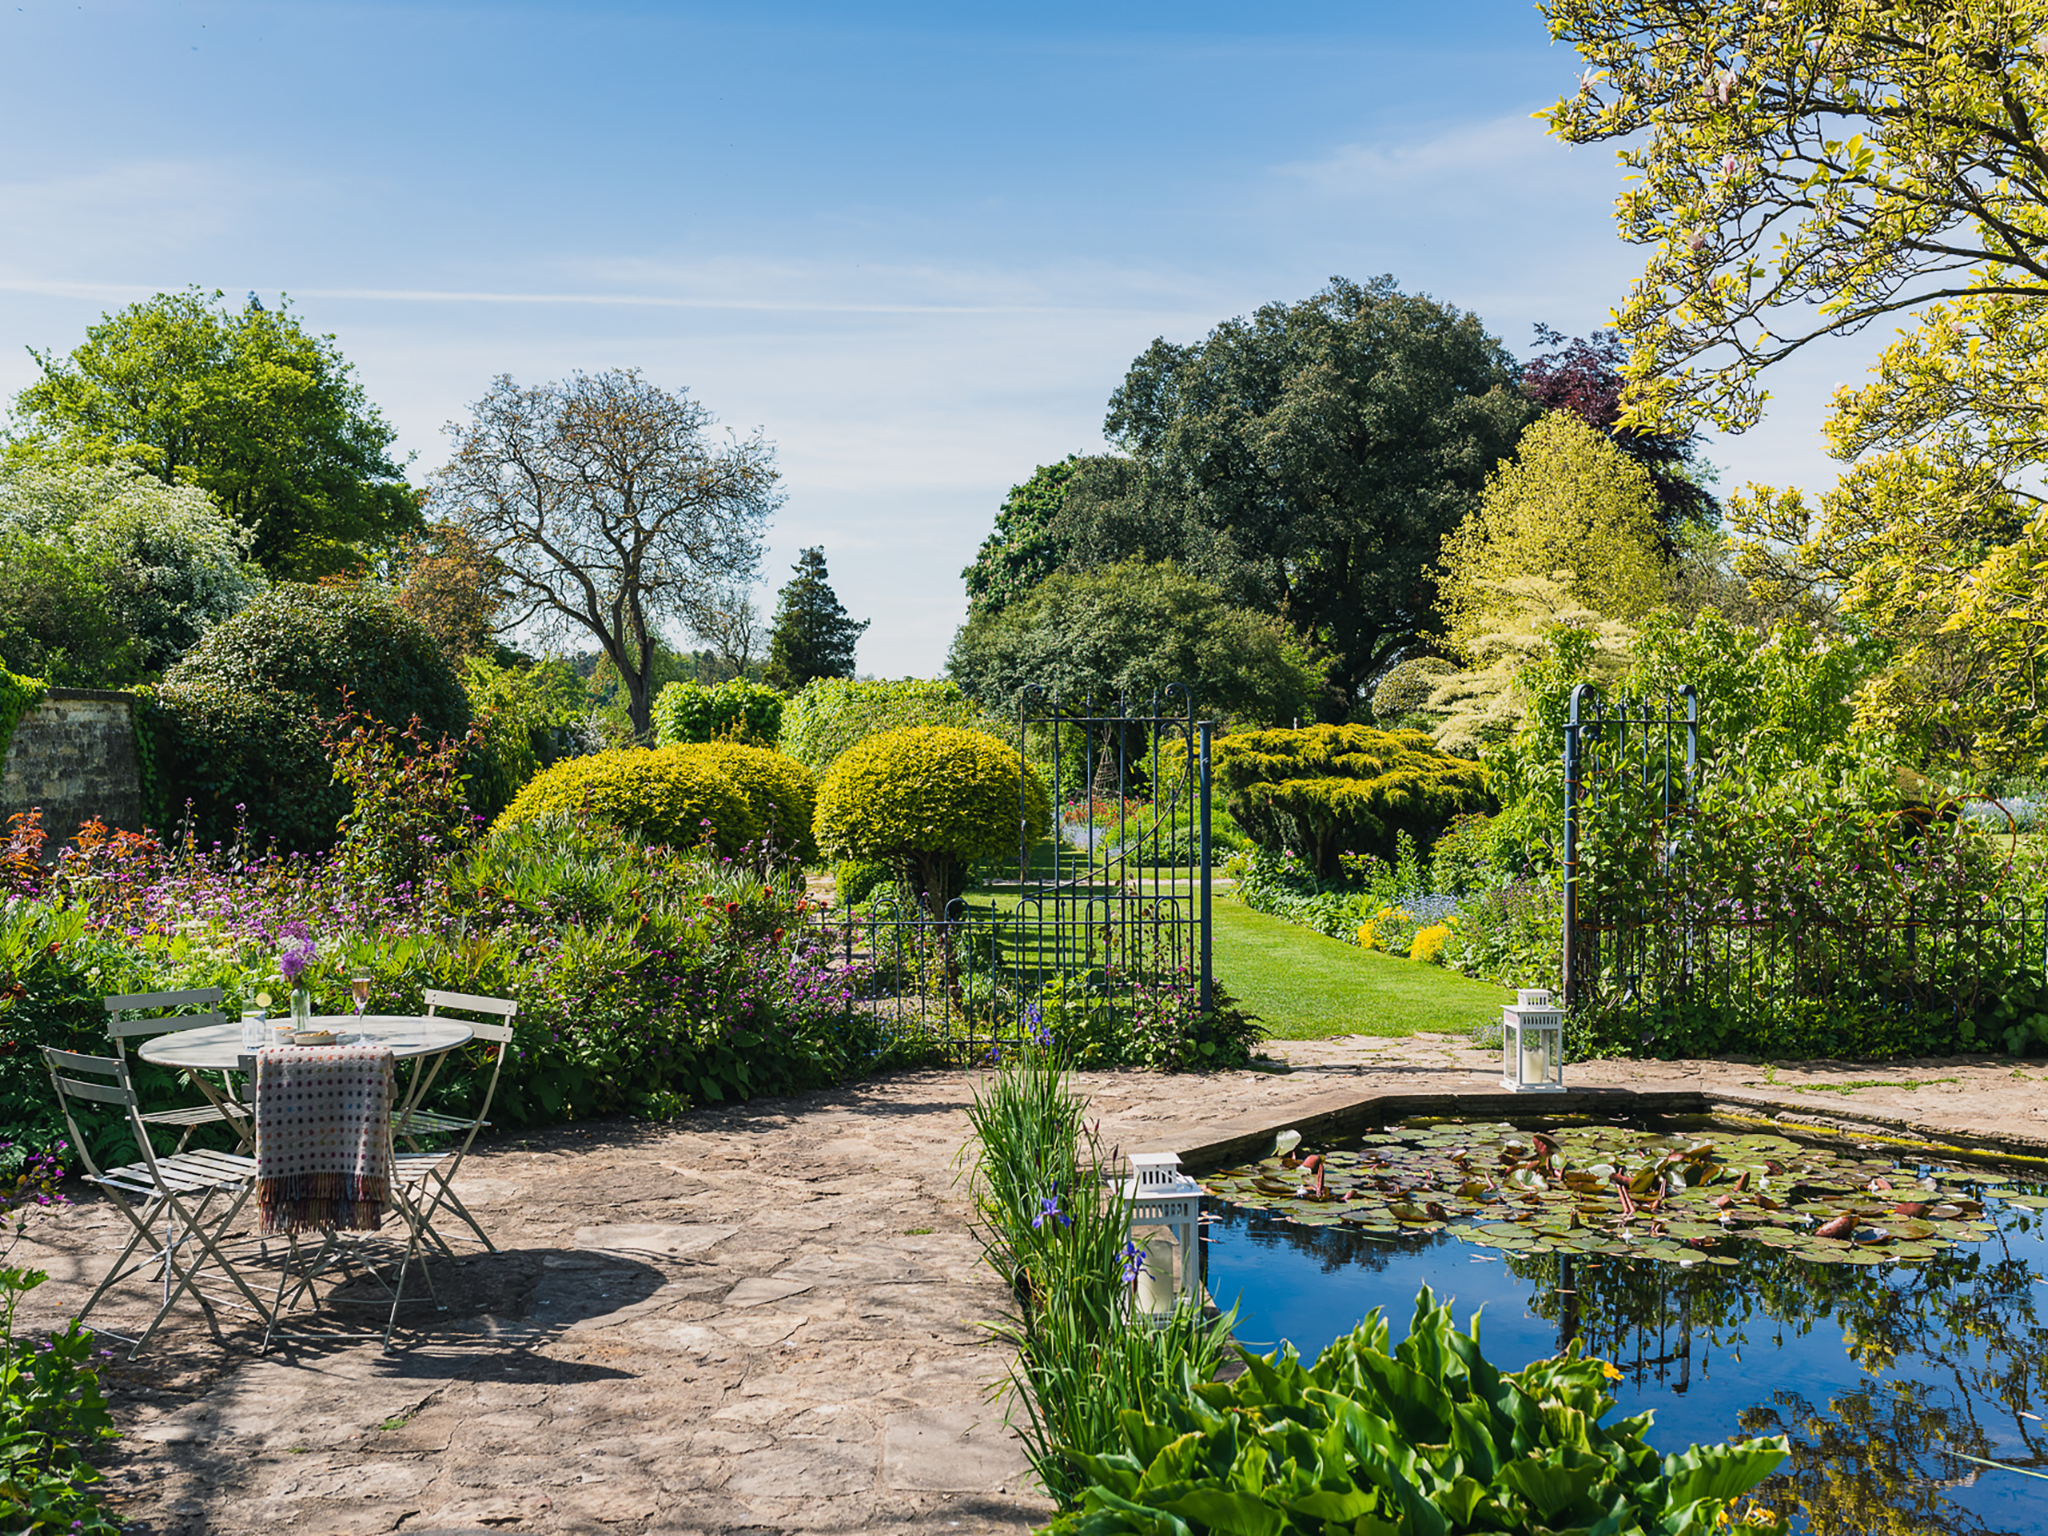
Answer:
[1211,894,1510,1040]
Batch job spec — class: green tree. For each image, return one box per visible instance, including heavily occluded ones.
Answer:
[949,559,1329,728]
[764,546,867,690]
[0,533,140,687]
[1541,0,2048,433]
[9,288,417,575]
[961,457,1078,622]
[1104,276,1534,709]
[0,460,258,672]
[813,725,1050,909]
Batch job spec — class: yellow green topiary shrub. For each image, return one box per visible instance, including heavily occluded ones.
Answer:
[813,725,1050,909]
[491,745,755,853]
[667,741,818,862]
[1214,724,1490,879]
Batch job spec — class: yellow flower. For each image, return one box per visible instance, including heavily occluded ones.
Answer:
[1355,921,1379,951]
[1409,924,1453,965]
[1600,1361,1624,1382]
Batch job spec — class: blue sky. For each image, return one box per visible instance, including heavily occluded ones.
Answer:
[0,1,1874,676]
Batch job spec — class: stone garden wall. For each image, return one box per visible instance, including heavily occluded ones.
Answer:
[0,689,144,843]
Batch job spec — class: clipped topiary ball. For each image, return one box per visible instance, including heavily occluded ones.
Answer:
[156,584,469,850]
[813,725,1049,910]
[492,745,755,853]
[667,741,818,861]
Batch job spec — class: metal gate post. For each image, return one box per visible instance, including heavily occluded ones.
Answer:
[1199,720,1214,1012]
[1562,684,1597,1009]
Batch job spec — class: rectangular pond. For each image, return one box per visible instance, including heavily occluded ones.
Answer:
[1196,1116,2048,1535]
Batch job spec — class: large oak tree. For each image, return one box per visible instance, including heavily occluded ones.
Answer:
[1101,275,1534,710]
[430,370,779,742]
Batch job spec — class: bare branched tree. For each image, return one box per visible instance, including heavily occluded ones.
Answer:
[690,583,764,683]
[430,370,780,739]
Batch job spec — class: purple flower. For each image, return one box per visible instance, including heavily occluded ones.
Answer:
[1032,1189,1070,1230]
[1119,1240,1146,1286]
[279,937,316,986]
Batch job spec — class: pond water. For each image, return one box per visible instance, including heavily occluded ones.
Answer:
[1198,1118,2048,1535]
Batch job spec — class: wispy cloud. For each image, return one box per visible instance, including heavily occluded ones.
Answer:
[1276,111,1610,201]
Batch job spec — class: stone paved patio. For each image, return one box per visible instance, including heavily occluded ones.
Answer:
[15,1033,2048,1533]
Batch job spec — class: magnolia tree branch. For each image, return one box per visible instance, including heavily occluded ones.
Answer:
[1543,0,2048,429]
[429,369,780,739]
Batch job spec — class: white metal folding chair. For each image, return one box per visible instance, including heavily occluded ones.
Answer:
[103,987,252,1152]
[392,988,516,1256]
[42,1046,268,1357]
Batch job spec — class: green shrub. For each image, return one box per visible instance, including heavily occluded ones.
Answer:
[813,725,1050,909]
[1042,1287,1787,1535]
[492,745,755,853]
[651,678,784,747]
[780,677,995,770]
[1369,655,1454,719]
[667,741,817,861]
[324,708,479,896]
[0,459,259,674]
[156,585,469,850]
[0,531,140,688]
[460,654,593,818]
[1214,723,1490,877]
[832,857,894,906]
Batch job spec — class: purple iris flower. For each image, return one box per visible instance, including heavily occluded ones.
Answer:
[1032,1189,1070,1230]
[1119,1239,1146,1286]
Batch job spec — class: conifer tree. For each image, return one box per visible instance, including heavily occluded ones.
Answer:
[765,546,868,691]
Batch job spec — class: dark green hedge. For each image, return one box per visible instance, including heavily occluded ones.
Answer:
[155,585,469,850]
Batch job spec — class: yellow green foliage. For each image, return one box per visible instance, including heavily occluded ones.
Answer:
[1434,412,1669,658]
[1731,292,2048,773]
[1213,724,1489,878]
[492,745,755,853]
[1420,576,1632,758]
[668,741,818,861]
[1545,1,2048,434]
[813,725,1050,908]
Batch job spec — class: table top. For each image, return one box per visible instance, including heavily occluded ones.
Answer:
[135,1015,474,1072]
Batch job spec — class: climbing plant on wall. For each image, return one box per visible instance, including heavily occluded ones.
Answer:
[0,667,49,776]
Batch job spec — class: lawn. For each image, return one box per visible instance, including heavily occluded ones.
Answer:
[1211,893,1511,1040]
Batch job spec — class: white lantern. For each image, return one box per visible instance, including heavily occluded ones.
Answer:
[1122,1151,1203,1319]
[1501,988,1565,1093]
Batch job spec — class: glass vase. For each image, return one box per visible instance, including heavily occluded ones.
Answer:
[290,986,312,1031]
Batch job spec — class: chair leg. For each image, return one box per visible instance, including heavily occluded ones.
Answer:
[129,1184,268,1357]
[409,1167,496,1254]
[75,1191,169,1335]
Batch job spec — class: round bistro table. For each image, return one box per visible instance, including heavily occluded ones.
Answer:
[136,1015,474,1071]
[137,1015,476,1144]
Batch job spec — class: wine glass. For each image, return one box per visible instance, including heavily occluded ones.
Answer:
[350,975,372,1019]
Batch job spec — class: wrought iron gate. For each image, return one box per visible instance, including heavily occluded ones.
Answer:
[1562,682,2045,1046]
[804,690,1214,1059]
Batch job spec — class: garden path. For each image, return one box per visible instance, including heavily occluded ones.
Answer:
[14,1037,2048,1534]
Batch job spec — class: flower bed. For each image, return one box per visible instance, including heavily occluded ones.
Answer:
[1,809,923,1170]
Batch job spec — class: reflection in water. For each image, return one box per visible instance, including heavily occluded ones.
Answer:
[1204,1168,2048,1535]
